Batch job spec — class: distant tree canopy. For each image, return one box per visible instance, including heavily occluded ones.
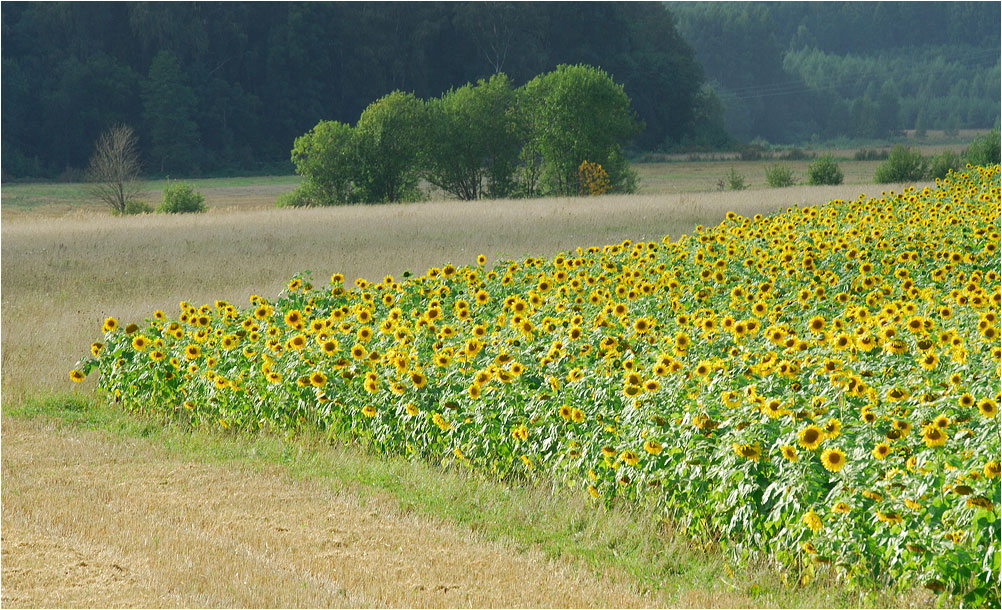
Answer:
[669,1,1001,144]
[1,2,705,179]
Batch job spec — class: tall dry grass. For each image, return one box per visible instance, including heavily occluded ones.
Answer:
[2,185,875,401]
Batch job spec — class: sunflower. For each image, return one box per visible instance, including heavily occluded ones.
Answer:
[361,404,377,418]
[797,425,824,450]
[619,450,640,466]
[643,439,663,455]
[921,423,946,447]
[871,442,890,460]
[732,442,761,461]
[69,369,85,382]
[831,501,851,514]
[802,509,822,532]
[432,412,451,431]
[821,447,846,472]
[310,372,327,387]
[184,344,201,360]
[404,370,426,389]
[780,445,799,462]
[465,382,483,400]
[977,398,998,417]
[284,309,303,328]
[984,461,1001,479]
[102,317,118,333]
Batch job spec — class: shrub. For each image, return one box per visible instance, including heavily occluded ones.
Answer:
[123,199,152,215]
[717,167,747,191]
[764,164,797,188]
[157,179,206,213]
[873,144,927,183]
[274,185,317,208]
[928,150,963,180]
[577,160,611,195]
[807,154,844,185]
[965,128,1001,167]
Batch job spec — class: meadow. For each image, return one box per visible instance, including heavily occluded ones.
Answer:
[2,161,993,607]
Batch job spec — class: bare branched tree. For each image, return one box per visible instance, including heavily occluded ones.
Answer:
[87,124,143,214]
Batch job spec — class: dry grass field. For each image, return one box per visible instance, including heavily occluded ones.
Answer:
[1,178,936,607]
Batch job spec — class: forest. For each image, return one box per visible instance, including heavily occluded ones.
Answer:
[1,1,999,179]
[670,1,1001,144]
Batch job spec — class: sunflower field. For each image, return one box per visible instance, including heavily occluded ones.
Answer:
[74,166,1001,604]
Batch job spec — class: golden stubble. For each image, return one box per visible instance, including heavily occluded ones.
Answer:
[1,417,657,608]
[2,185,871,399]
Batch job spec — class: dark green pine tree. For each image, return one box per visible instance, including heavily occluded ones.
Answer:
[142,50,201,173]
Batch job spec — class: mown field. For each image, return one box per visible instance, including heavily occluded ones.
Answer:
[2,163,994,607]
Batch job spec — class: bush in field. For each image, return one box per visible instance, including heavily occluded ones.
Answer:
[274,185,318,208]
[717,167,748,191]
[290,120,359,206]
[422,74,522,200]
[807,154,844,185]
[519,64,641,197]
[156,179,205,213]
[764,164,797,187]
[577,160,611,195]
[874,144,928,183]
[965,127,1001,167]
[354,91,426,203]
[928,150,963,180]
[124,200,153,215]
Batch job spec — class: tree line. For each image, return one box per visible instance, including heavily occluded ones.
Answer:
[1,2,708,180]
[669,1,1001,144]
[288,65,639,206]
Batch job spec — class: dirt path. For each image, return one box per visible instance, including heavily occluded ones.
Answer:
[1,416,655,608]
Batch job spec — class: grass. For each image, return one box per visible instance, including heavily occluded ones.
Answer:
[2,179,943,607]
[1,158,933,218]
[3,395,932,608]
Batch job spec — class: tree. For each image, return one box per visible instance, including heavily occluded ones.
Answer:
[354,91,426,203]
[290,120,359,205]
[142,50,200,173]
[519,64,641,196]
[87,124,143,214]
[421,74,521,200]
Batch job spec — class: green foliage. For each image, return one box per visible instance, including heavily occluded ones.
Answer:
[290,120,358,205]
[853,148,889,161]
[422,74,521,200]
[807,154,844,185]
[156,179,206,213]
[873,144,928,183]
[520,64,641,197]
[274,185,317,209]
[928,150,963,181]
[717,167,748,191]
[764,164,797,188]
[354,91,426,203]
[123,199,152,215]
[142,51,200,174]
[965,128,1001,167]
